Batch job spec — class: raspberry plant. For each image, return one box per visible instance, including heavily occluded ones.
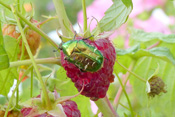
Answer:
[0,0,175,117]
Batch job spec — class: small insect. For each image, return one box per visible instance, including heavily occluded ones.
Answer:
[59,36,104,72]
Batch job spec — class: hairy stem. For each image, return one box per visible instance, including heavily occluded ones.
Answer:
[52,0,73,37]
[12,7,52,110]
[10,58,61,68]
[95,97,118,117]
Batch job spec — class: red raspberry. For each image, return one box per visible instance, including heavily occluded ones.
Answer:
[2,19,41,59]
[21,107,54,117]
[21,100,81,117]
[61,37,116,100]
[62,100,81,117]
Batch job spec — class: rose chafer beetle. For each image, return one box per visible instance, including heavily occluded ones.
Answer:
[59,36,104,72]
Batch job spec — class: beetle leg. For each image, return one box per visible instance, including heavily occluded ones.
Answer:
[82,35,94,40]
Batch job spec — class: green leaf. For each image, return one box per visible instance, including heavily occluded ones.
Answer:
[116,44,140,56]
[0,45,9,70]
[116,46,175,65]
[93,0,132,33]
[130,29,175,43]
[4,35,19,61]
[0,68,18,96]
[0,35,18,96]
[129,57,175,116]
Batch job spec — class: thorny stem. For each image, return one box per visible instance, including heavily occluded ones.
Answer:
[95,97,118,117]
[12,6,52,110]
[10,58,61,68]
[82,0,87,32]
[113,61,135,108]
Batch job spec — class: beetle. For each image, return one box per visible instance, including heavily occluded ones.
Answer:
[59,36,104,72]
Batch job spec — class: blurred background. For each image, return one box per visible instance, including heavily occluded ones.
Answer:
[0,0,175,116]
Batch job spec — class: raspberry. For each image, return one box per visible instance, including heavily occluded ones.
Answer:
[21,101,81,117]
[21,107,54,117]
[147,76,167,97]
[2,19,41,59]
[61,37,116,100]
[62,100,81,117]
[21,94,81,117]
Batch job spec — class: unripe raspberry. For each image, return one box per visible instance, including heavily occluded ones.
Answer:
[147,76,167,97]
[2,19,41,59]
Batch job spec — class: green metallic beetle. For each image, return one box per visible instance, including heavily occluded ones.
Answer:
[59,37,104,72]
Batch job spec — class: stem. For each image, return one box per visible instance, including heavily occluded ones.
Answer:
[0,1,58,49]
[113,61,135,108]
[116,60,146,83]
[4,67,32,117]
[52,0,73,37]
[39,16,57,26]
[119,103,137,115]
[146,41,161,50]
[16,0,20,12]
[0,21,4,45]
[31,67,33,97]
[12,7,52,110]
[115,73,134,116]
[82,0,87,32]
[10,58,61,68]
[95,97,118,117]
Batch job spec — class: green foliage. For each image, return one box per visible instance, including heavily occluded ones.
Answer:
[116,45,175,65]
[0,46,9,70]
[129,57,175,116]
[0,35,19,96]
[130,29,175,43]
[0,68,17,96]
[3,36,19,61]
[93,0,133,33]
[115,28,175,116]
